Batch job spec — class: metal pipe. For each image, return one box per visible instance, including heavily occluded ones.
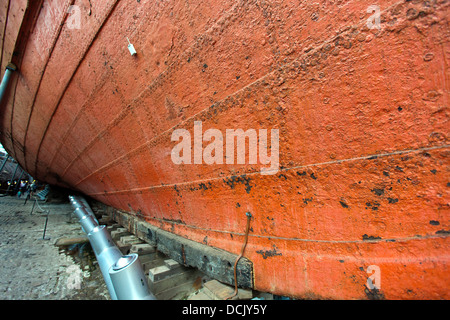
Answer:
[79,214,98,235]
[70,196,97,222]
[72,205,98,233]
[88,225,115,257]
[109,254,156,300]
[70,196,119,298]
[73,206,94,222]
[73,206,87,220]
[69,195,155,300]
[73,195,95,216]
[88,225,121,300]
[0,63,17,104]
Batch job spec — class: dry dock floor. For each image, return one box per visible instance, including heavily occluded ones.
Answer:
[0,196,109,300]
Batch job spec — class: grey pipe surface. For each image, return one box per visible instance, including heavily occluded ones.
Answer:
[88,225,120,300]
[70,196,118,299]
[70,196,97,222]
[79,214,98,235]
[0,64,16,104]
[69,195,155,300]
[109,254,156,300]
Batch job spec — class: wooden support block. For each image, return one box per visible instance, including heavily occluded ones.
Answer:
[116,241,132,255]
[154,279,203,300]
[149,269,202,294]
[142,256,166,273]
[129,243,156,255]
[203,280,252,300]
[149,260,188,282]
[165,259,181,270]
[111,228,129,241]
[106,224,120,232]
[149,265,171,282]
[120,235,142,245]
[54,237,89,247]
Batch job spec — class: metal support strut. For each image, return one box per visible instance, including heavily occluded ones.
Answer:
[69,195,156,300]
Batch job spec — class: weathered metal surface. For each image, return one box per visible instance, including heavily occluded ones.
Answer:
[0,0,449,299]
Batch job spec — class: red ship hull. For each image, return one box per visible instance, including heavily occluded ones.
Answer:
[1,0,449,299]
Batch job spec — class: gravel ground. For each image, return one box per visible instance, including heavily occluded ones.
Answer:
[0,196,109,300]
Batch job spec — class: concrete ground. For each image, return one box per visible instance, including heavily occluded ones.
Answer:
[0,195,109,300]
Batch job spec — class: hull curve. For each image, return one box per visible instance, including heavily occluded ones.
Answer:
[0,0,449,299]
